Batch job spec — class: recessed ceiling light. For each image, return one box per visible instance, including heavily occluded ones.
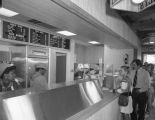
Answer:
[57,30,76,36]
[88,41,100,44]
[132,0,145,4]
[150,42,154,44]
[0,7,19,17]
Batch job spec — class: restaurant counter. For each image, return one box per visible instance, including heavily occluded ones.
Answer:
[0,79,120,120]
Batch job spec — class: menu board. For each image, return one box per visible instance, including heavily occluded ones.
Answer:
[3,21,29,42]
[50,34,70,49]
[62,39,70,49]
[30,29,49,46]
[49,34,62,48]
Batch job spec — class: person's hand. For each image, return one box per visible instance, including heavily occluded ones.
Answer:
[117,89,123,93]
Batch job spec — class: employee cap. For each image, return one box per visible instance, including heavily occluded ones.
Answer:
[0,63,16,78]
[35,63,47,70]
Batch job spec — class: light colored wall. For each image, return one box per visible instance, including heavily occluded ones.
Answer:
[75,44,86,63]
[104,45,134,72]
[75,44,104,64]
[70,0,141,49]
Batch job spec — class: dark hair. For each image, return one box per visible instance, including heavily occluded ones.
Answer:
[1,66,16,79]
[148,63,154,71]
[132,59,142,67]
[35,67,46,72]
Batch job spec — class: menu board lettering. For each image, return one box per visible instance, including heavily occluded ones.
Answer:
[3,21,29,42]
[63,39,70,49]
[50,34,70,49]
[139,0,155,11]
[30,29,49,46]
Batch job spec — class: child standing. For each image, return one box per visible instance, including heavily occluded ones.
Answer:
[116,66,133,120]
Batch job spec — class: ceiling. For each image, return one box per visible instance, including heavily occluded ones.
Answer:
[1,0,135,49]
[117,3,155,45]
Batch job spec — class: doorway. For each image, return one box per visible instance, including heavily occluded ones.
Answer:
[56,52,66,83]
[143,53,155,64]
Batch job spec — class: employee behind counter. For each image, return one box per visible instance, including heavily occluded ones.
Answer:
[0,63,23,92]
[30,63,48,91]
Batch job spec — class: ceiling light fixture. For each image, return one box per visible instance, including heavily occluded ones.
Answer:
[0,8,19,17]
[88,41,100,44]
[132,0,145,4]
[57,30,76,36]
[0,0,19,17]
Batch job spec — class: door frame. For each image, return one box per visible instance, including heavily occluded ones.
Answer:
[49,48,71,88]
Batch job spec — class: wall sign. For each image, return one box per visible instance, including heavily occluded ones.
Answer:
[110,0,122,7]
[63,39,70,49]
[50,34,62,48]
[2,20,70,50]
[3,21,29,42]
[138,0,155,11]
[49,34,70,49]
[30,29,49,46]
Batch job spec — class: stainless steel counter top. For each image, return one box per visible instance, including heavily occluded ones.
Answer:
[0,79,118,120]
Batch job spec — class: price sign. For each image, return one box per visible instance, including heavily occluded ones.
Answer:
[62,39,70,49]
[30,29,49,46]
[139,0,155,11]
[3,21,29,42]
[49,34,62,48]
[50,34,70,49]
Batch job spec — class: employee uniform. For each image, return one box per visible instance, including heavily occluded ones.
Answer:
[0,80,21,92]
[31,72,48,91]
[131,67,150,120]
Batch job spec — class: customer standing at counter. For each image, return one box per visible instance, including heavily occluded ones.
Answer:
[131,59,150,120]
[116,66,133,120]
[31,63,48,90]
[0,63,22,92]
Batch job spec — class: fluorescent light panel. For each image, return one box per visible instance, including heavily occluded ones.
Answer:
[132,0,145,4]
[88,41,100,44]
[0,7,19,17]
[57,30,76,36]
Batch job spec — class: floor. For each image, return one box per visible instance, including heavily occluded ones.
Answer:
[145,102,155,120]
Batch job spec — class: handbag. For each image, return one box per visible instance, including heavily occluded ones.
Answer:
[118,92,129,106]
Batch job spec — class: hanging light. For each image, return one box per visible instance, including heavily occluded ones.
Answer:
[132,0,145,4]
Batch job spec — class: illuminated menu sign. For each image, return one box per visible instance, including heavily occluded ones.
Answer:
[30,29,49,46]
[110,0,122,6]
[49,34,70,49]
[139,0,155,11]
[63,39,70,49]
[3,21,29,42]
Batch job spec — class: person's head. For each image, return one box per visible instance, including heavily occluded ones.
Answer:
[131,59,142,70]
[89,68,96,75]
[144,62,148,67]
[147,63,154,73]
[35,63,47,75]
[119,66,129,76]
[0,63,16,84]
[142,62,148,70]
